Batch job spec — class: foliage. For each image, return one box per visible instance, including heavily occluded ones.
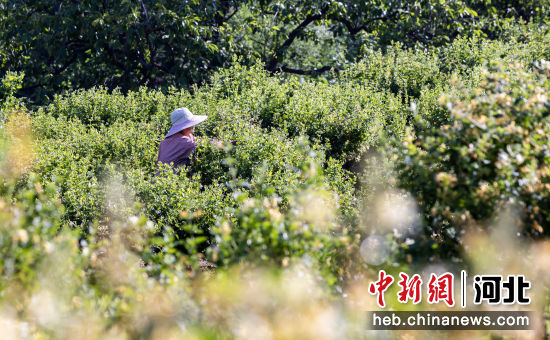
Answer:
[2,1,549,103]
[29,64,370,272]
[394,60,550,256]
[0,174,72,290]
[25,25,550,260]
[209,146,358,285]
[0,0,242,103]
[0,71,24,115]
[1,23,550,338]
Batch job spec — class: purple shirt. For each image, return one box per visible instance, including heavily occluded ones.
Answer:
[157,134,196,171]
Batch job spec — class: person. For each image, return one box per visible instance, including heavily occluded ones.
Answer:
[156,107,207,173]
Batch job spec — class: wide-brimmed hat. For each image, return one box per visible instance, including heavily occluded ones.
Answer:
[165,107,207,138]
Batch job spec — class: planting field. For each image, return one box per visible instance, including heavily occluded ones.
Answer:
[0,5,549,339]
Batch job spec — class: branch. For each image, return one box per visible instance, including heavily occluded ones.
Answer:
[335,18,365,35]
[211,2,240,27]
[265,5,330,72]
[332,11,401,35]
[103,44,128,71]
[52,53,79,75]
[224,6,239,22]
[104,67,132,88]
[137,55,153,72]
[137,0,156,68]
[153,62,170,73]
[139,0,149,22]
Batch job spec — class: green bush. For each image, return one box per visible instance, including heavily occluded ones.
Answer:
[0,174,74,289]
[3,18,550,340]
[28,29,550,262]
[30,73,362,262]
[209,147,358,286]
[340,44,441,100]
[126,166,228,252]
[395,60,550,254]
[0,71,25,116]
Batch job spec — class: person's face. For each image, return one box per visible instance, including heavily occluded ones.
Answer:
[181,126,194,136]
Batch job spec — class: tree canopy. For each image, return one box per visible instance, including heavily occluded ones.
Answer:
[0,0,548,103]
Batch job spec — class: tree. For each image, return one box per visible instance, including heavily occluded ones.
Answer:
[0,0,548,103]
[0,0,240,102]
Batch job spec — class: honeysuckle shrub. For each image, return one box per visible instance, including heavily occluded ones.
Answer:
[210,191,356,287]
[3,22,550,340]
[186,63,411,162]
[0,173,202,338]
[126,166,228,253]
[207,146,360,286]
[339,44,442,100]
[27,28,550,262]
[0,174,74,290]
[437,35,520,77]
[0,71,25,115]
[30,58,411,235]
[18,27,550,261]
[30,85,361,265]
[395,60,550,256]
[496,22,550,66]
[44,86,190,129]
[32,105,357,226]
[36,63,412,165]
[0,114,86,292]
